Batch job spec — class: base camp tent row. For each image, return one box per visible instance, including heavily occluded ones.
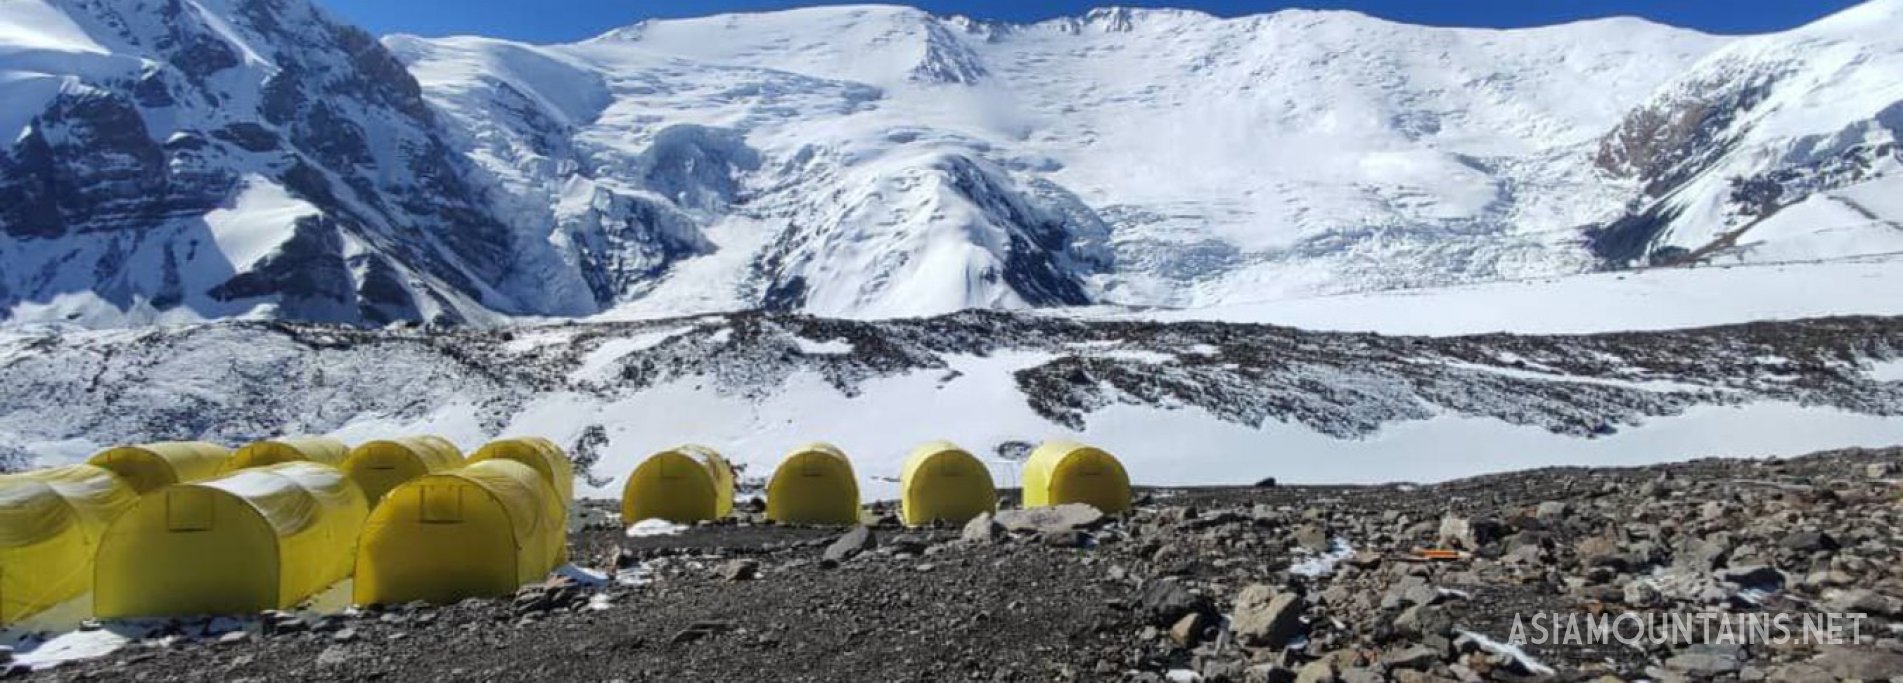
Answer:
[342,436,465,505]
[899,441,997,527]
[94,462,369,618]
[469,437,574,506]
[355,459,567,605]
[766,443,861,525]
[223,436,350,474]
[1022,441,1132,514]
[86,441,232,494]
[0,465,137,624]
[621,445,735,524]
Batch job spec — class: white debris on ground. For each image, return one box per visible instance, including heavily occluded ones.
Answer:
[10,627,144,670]
[1288,538,1356,577]
[1457,629,1558,677]
[553,564,611,587]
[625,519,688,538]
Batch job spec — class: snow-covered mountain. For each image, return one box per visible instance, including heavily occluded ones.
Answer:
[0,0,597,326]
[2,0,1901,325]
[1591,0,1903,266]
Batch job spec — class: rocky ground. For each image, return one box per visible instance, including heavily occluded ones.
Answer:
[17,445,1903,682]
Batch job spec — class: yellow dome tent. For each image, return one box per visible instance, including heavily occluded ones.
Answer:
[354,459,566,605]
[900,441,997,526]
[621,445,734,524]
[1022,441,1131,514]
[0,465,138,624]
[342,436,465,505]
[468,437,573,506]
[94,461,369,618]
[86,441,232,494]
[224,436,350,474]
[766,443,859,525]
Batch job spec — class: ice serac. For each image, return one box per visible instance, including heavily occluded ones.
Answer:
[0,0,594,325]
[1590,0,1903,267]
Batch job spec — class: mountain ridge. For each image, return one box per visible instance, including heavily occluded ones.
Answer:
[0,0,1898,327]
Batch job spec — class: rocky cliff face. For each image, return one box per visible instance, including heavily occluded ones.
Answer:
[0,0,593,325]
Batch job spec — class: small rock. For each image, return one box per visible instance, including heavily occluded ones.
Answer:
[1665,644,1743,677]
[1137,578,1214,627]
[331,628,359,644]
[1812,646,1903,680]
[1170,612,1207,647]
[1292,660,1335,683]
[718,559,760,581]
[961,512,1001,543]
[1824,588,1903,618]
[1779,530,1838,553]
[1293,524,1332,553]
[1534,501,1569,519]
[1719,564,1785,589]
[1040,530,1086,548]
[1437,516,1502,550]
[1382,645,1441,670]
[315,646,353,667]
[1394,604,1452,638]
[823,526,876,563]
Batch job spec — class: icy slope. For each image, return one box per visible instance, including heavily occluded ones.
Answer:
[1591,0,1903,266]
[3,313,1901,492]
[391,5,1730,317]
[1112,254,1903,335]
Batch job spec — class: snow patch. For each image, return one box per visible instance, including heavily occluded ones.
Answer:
[793,337,855,355]
[624,518,688,537]
[1870,359,1903,383]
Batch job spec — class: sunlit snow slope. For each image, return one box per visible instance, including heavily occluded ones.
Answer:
[4,0,1902,325]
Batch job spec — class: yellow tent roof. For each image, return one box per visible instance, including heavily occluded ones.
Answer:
[355,459,566,605]
[766,442,859,526]
[900,441,997,527]
[621,444,735,524]
[1022,440,1131,514]
[469,437,573,506]
[94,462,368,618]
[0,465,138,624]
[224,436,350,474]
[342,436,465,505]
[87,441,231,494]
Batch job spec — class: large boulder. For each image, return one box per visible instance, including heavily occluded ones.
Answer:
[1231,585,1304,648]
[995,504,1106,534]
[1137,578,1214,627]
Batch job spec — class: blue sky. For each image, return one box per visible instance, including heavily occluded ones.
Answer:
[320,0,1865,43]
